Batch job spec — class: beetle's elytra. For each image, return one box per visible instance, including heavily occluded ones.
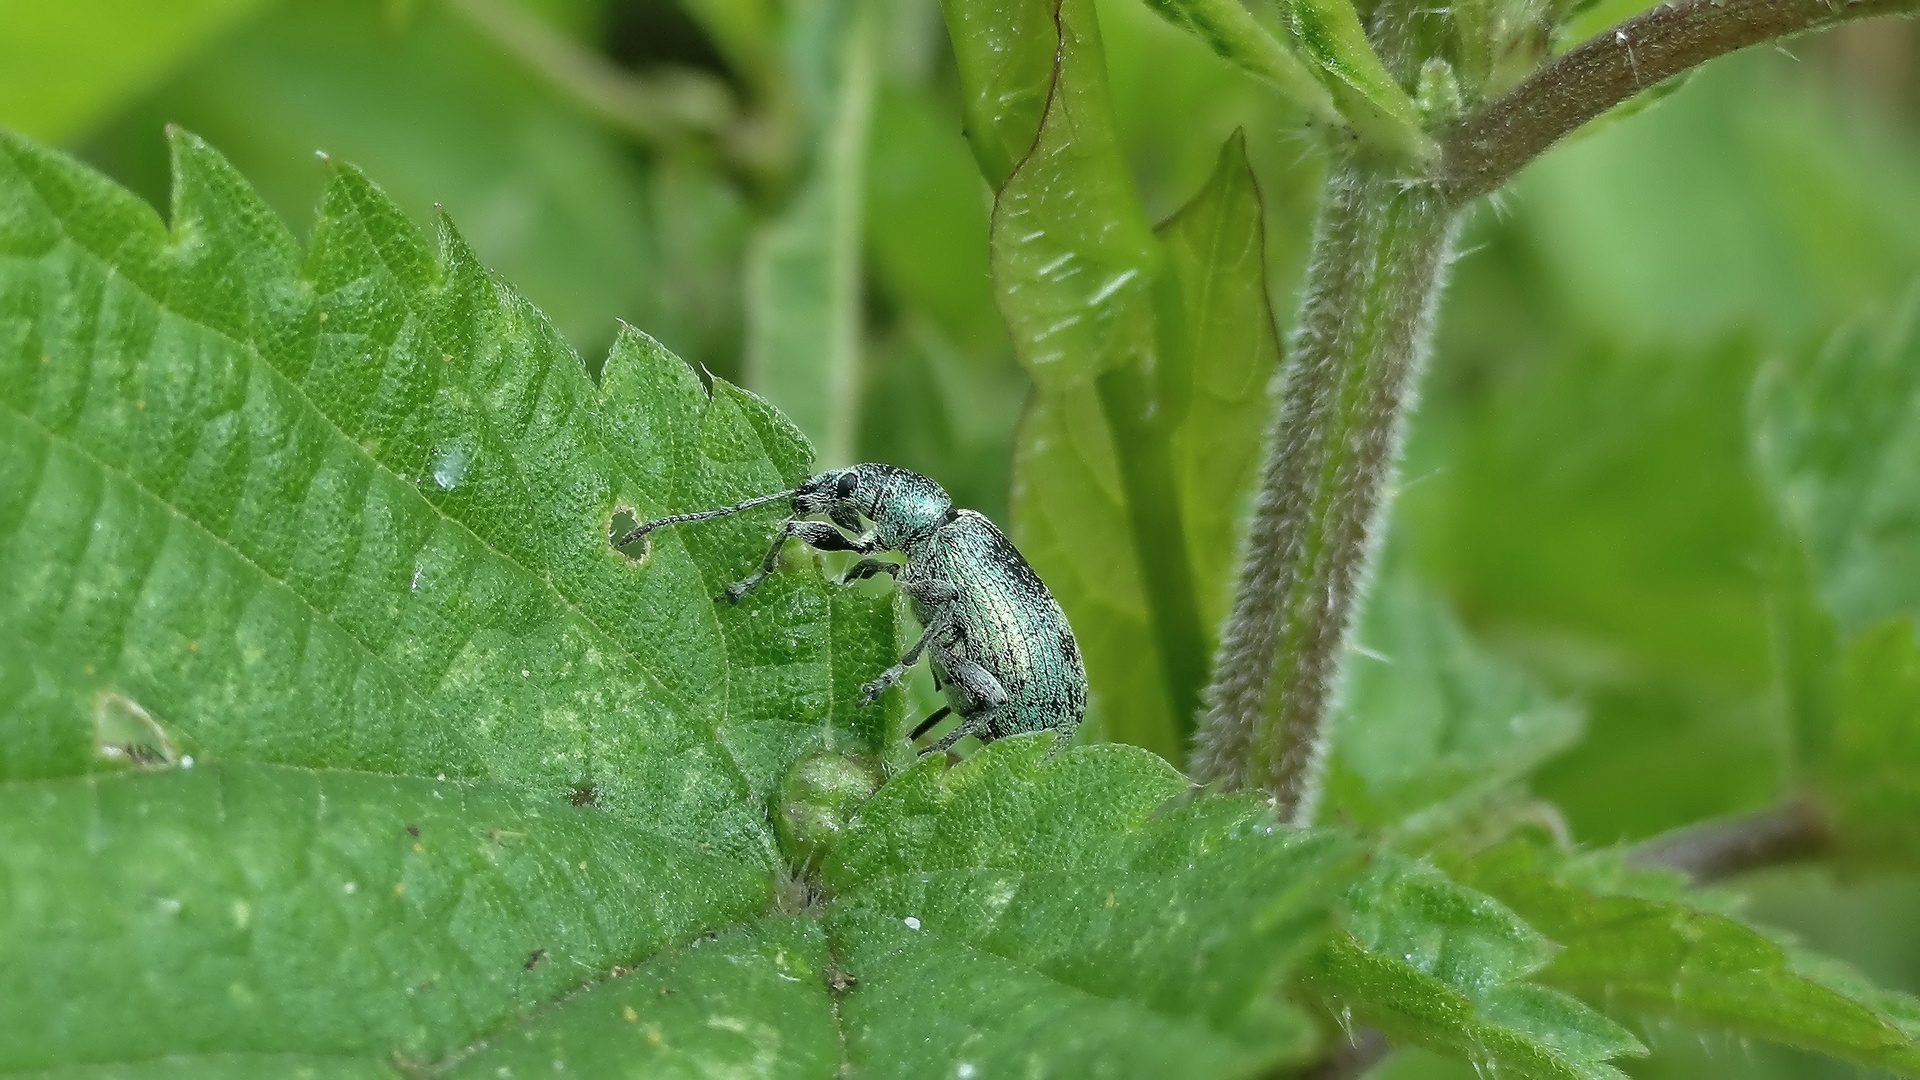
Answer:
[623,463,1087,754]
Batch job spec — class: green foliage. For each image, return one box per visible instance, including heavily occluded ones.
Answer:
[1320,572,1583,843]
[0,126,898,850]
[1826,618,1920,864]
[937,0,1056,187]
[0,763,761,1071]
[0,128,1641,1080]
[996,0,1198,757]
[1271,0,1435,161]
[1307,855,1645,1080]
[1403,332,1782,839]
[966,0,1283,758]
[858,82,1025,519]
[1754,291,1920,865]
[744,0,877,466]
[1754,292,1920,637]
[1135,0,1338,127]
[1449,841,1920,1076]
[823,737,1360,1077]
[1396,49,1920,854]
[1159,134,1288,647]
[438,916,840,1079]
[0,126,885,1066]
[10,0,1920,1075]
[76,0,720,366]
[0,0,271,143]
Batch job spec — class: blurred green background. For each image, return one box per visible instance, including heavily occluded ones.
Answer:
[5,2,1917,1074]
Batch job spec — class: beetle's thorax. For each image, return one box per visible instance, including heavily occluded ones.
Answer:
[861,465,952,549]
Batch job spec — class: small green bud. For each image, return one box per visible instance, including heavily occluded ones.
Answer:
[1415,58,1464,128]
[773,750,883,872]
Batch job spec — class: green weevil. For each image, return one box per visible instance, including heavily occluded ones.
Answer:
[621,463,1087,755]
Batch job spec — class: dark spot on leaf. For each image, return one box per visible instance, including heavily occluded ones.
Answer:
[610,508,650,561]
[524,948,546,970]
[568,781,598,807]
[405,823,420,837]
[94,692,178,768]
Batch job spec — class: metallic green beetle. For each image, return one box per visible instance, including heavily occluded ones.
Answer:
[622,463,1087,755]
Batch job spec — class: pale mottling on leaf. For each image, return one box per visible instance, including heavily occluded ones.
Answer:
[0,129,894,1069]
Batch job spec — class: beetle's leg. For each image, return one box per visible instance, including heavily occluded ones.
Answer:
[1039,729,1075,760]
[721,519,877,603]
[841,557,901,585]
[930,651,1008,709]
[909,705,952,741]
[858,610,954,705]
[912,578,960,605]
[922,714,990,756]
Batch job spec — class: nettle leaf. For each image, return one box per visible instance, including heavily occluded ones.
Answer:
[0,129,900,1068]
[1320,572,1583,842]
[1753,289,1920,862]
[1448,840,1920,1076]
[820,736,1365,1077]
[1305,856,1645,1080]
[6,1057,401,1080]
[0,763,760,1072]
[439,916,839,1079]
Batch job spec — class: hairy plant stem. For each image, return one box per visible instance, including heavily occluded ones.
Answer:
[1442,0,1920,199]
[1194,0,1920,821]
[1191,165,1459,818]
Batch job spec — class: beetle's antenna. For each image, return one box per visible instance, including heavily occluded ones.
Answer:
[619,489,798,545]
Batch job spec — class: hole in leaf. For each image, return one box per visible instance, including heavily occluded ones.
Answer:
[610,508,650,561]
[94,692,178,768]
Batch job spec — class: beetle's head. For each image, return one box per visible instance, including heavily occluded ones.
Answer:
[796,464,951,549]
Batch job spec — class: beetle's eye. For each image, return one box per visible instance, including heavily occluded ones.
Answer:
[835,472,858,499]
